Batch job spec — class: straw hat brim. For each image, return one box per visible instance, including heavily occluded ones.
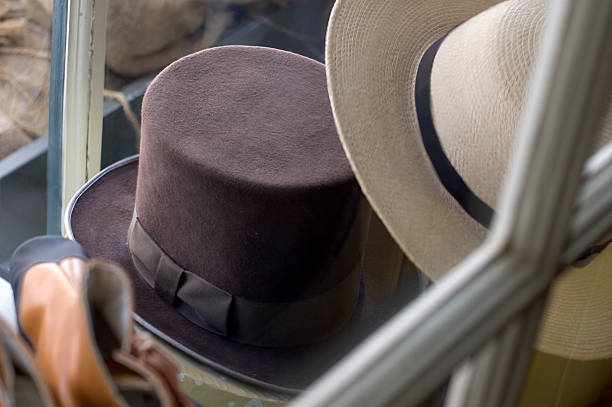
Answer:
[325,0,612,364]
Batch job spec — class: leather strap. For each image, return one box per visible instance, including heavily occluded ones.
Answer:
[127,210,363,347]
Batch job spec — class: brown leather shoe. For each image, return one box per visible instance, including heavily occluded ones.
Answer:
[8,236,193,407]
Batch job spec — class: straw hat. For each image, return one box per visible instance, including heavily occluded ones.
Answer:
[326,0,612,404]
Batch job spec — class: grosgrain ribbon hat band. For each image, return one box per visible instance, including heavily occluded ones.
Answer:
[413,33,612,262]
[415,33,495,229]
[128,211,362,347]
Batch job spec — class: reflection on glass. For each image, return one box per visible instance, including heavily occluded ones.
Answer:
[0,0,52,159]
[0,0,52,262]
[100,0,334,166]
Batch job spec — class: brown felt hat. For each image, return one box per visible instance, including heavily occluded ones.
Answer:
[65,45,414,393]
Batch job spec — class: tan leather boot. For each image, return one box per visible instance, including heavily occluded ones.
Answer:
[8,236,193,407]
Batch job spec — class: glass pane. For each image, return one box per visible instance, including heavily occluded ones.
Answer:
[0,0,52,264]
[100,0,334,167]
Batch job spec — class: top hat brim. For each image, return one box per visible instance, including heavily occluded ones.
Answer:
[66,155,419,393]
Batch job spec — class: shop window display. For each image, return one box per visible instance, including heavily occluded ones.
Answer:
[0,0,610,406]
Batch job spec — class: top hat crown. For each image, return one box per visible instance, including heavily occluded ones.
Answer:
[135,45,360,306]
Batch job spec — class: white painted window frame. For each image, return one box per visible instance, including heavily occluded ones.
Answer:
[60,0,106,234]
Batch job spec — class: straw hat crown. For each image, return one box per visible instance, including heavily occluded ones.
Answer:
[431,0,548,207]
[327,0,612,279]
